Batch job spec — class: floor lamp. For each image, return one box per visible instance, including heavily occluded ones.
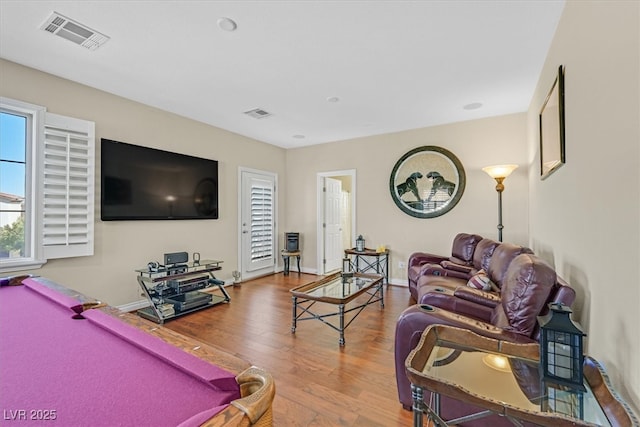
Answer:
[482,164,518,242]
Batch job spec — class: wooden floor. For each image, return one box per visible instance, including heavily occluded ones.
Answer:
[165,273,415,426]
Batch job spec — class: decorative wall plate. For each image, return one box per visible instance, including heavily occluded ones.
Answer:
[389,146,466,218]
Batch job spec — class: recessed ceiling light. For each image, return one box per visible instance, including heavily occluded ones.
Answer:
[463,102,483,110]
[292,135,305,139]
[217,17,237,32]
[326,96,340,103]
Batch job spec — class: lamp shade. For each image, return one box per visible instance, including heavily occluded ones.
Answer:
[482,164,518,179]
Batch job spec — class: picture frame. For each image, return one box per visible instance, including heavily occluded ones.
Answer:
[539,65,566,180]
[389,145,465,218]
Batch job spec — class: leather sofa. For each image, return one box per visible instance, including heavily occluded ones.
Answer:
[418,236,501,280]
[407,233,483,300]
[396,236,577,424]
[415,241,533,306]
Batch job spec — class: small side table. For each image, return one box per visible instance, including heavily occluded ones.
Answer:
[405,325,639,427]
[344,248,389,284]
[281,250,301,275]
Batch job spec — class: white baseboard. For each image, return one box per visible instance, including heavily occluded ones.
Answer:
[118,278,403,312]
[276,266,318,275]
[117,299,149,312]
[388,278,408,287]
[117,280,234,312]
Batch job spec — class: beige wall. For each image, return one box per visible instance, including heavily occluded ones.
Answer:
[285,113,530,281]
[527,1,640,412]
[0,59,287,307]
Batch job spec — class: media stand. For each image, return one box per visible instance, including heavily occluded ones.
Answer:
[135,260,229,324]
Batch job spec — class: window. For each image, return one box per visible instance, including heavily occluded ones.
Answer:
[0,97,94,272]
[0,111,28,260]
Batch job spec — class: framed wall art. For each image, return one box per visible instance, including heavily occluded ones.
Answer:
[389,145,466,218]
[539,65,566,180]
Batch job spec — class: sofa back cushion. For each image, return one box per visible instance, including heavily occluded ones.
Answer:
[472,238,500,271]
[487,243,533,287]
[491,254,557,337]
[450,233,483,265]
[531,280,577,340]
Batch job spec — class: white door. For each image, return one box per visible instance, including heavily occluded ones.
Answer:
[240,169,276,280]
[341,191,351,250]
[323,177,343,272]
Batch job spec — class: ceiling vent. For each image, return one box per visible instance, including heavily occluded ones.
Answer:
[40,12,110,51]
[244,108,272,119]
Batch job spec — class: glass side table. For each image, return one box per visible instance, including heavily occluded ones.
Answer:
[404,325,639,427]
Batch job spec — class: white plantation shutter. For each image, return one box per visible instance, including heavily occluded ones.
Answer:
[41,113,94,259]
[250,183,274,262]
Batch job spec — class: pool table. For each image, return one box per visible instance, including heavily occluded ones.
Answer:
[0,276,274,427]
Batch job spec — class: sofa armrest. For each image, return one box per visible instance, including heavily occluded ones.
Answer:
[419,290,493,322]
[440,261,474,274]
[419,263,472,280]
[408,252,448,269]
[419,263,447,276]
[453,287,501,308]
[399,304,537,345]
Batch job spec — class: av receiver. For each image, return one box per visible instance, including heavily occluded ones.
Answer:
[168,275,209,293]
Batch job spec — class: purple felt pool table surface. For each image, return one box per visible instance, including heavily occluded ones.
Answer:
[0,278,240,426]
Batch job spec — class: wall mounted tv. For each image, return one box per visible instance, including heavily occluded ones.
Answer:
[101,139,218,220]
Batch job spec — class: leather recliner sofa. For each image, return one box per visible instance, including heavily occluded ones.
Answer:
[415,241,533,306]
[407,233,483,301]
[396,241,577,425]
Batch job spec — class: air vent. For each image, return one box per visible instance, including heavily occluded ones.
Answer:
[40,12,110,50]
[244,108,272,119]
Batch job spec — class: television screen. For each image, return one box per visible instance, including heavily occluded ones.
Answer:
[101,139,218,220]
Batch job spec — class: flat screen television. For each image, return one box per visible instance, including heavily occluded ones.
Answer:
[101,139,218,220]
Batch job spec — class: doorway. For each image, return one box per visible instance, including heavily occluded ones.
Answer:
[316,170,356,275]
[239,168,277,281]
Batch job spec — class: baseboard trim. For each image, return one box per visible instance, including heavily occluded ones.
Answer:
[117,280,234,312]
[117,299,149,312]
[275,266,318,275]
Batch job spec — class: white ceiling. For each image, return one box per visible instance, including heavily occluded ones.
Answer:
[0,1,565,149]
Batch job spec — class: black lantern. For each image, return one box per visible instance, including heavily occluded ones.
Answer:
[537,303,586,391]
[356,235,365,252]
[541,382,585,419]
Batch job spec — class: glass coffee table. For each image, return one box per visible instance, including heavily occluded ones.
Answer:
[404,324,639,427]
[290,272,384,346]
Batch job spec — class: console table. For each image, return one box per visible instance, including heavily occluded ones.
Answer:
[344,247,389,284]
[405,325,639,427]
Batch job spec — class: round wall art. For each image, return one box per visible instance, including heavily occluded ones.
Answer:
[389,146,466,218]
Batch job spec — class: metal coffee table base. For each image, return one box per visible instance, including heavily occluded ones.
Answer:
[291,283,383,346]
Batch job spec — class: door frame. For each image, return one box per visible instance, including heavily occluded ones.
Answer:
[238,167,278,281]
[316,169,356,275]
